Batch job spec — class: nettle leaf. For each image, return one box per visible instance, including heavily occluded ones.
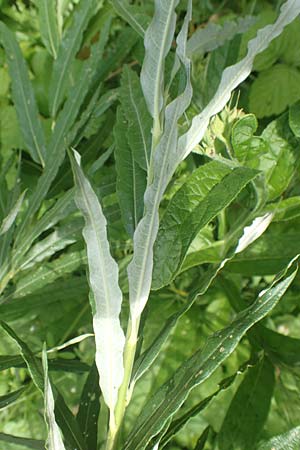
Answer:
[231,114,268,167]
[35,0,60,59]
[177,0,300,161]
[289,100,300,137]
[70,150,125,415]
[152,163,258,290]
[218,356,275,450]
[114,107,146,236]
[49,0,97,117]
[124,258,298,450]
[249,64,300,118]
[42,349,67,450]
[257,426,300,450]
[0,22,47,166]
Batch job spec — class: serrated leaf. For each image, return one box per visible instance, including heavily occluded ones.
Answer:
[114,107,146,236]
[249,64,300,118]
[70,149,125,413]
[42,348,67,450]
[0,22,47,166]
[35,0,60,59]
[218,356,275,450]
[0,189,26,235]
[257,426,300,450]
[152,164,258,290]
[76,362,101,450]
[178,0,300,161]
[289,100,300,137]
[49,0,97,116]
[124,258,298,450]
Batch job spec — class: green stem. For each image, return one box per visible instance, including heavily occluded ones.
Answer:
[105,316,140,450]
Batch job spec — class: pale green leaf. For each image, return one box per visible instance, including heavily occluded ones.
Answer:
[70,150,125,413]
[36,0,60,59]
[0,189,26,235]
[289,100,300,137]
[0,22,47,166]
[111,0,149,37]
[257,426,300,450]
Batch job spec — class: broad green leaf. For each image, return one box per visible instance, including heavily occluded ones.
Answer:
[0,385,27,409]
[128,1,192,319]
[124,259,298,450]
[289,100,300,137]
[114,107,146,236]
[218,357,275,450]
[231,114,268,167]
[152,164,258,290]
[0,189,26,235]
[178,0,300,161]
[49,0,96,116]
[121,66,152,171]
[36,0,60,59]
[70,150,125,413]
[42,348,67,450]
[257,426,300,450]
[76,362,101,450]
[187,16,255,56]
[249,64,300,118]
[140,0,179,138]
[0,22,47,166]
[111,0,149,37]
[0,433,44,450]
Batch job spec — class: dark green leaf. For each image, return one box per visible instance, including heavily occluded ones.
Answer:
[36,0,60,59]
[194,426,210,450]
[0,355,90,373]
[289,100,300,137]
[0,385,27,409]
[0,433,44,450]
[111,0,149,37]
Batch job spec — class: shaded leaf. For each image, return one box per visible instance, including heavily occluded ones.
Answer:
[0,433,44,450]
[36,0,60,59]
[111,0,149,37]
[0,385,27,409]
[289,100,300,137]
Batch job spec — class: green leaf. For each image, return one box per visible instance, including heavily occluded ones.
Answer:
[0,189,26,235]
[152,164,258,289]
[289,100,300,137]
[76,362,101,450]
[218,356,275,450]
[193,426,210,450]
[178,0,300,161]
[35,0,60,59]
[0,385,27,409]
[70,149,125,413]
[42,348,67,450]
[0,354,89,373]
[140,0,179,137]
[257,426,300,450]
[49,0,97,117]
[0,22,47,166]
[231,114,268,167]
[111,0,149,37]
[0,433,44,450]
[124,258,298,450]
[249,64,300,118]
[114,107,146,236]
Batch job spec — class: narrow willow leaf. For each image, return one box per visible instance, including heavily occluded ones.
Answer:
[257,426,300,450]
[42,348,67,450]
[36,0,60,59]
[140,0,179,136]
[128,1,192,319]
[0,433,44,450]
[49,0,97,116]
[0,354,89,373]
[114,107,146,236]
[124,259,298,450]
[178,0,300,161]
[111,0,149,37]
[0,22,47,166]
[76,363,101,450]
[0,190,26,236]
[218,356,275,450]
[289,100,300,137]
[70,150,125,413]
[121,66,152,171]
[0,385,27,409]
[152,165,258,289]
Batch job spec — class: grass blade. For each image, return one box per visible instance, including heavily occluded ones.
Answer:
[36,0,60,59]
[70,150,125,416]
[0,22,47,166]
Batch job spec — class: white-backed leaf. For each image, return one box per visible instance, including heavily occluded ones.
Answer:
[42,348,67,450]
[35,0,60,59]
[0,190,26,236]
[128,0,192,319]
[140,0,179,135]
[69,150,125,414]
[0,22,47,166]
[178,0,300,161]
